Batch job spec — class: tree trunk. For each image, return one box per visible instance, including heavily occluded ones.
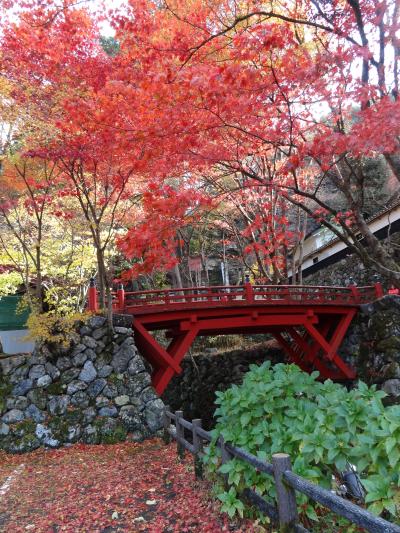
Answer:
[171,263,183,289]
[35,241,43,312]
[384,153,400,183]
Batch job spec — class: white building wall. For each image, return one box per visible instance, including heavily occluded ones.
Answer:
[0,330,34,354]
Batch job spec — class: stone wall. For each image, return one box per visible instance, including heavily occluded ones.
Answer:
[304,234,400,288]
[343,295,400,405]
[0,316,164,453]
[304,253,377,287]
[162,345,285,429]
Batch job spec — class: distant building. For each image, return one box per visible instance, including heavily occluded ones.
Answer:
[0,295,34,354]
[291,200,400,279]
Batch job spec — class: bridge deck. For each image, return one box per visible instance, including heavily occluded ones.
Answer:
[88,283,384,395]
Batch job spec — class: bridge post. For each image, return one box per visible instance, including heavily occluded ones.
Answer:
[245,282,254,303]
[349,281,360,303]
[117,283,125,311]
[88,277,98,312]
[374,282,384,298]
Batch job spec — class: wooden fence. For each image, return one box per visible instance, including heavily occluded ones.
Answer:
[163,408,400,533]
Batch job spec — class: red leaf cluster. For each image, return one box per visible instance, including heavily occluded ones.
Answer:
[0,439,256,532]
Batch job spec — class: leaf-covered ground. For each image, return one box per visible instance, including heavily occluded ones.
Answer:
[0,439,259,532]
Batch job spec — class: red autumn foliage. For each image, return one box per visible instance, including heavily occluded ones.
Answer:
[1,0,400,285]
[0,439,258,532]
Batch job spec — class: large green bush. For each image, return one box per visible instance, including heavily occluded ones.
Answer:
[203,362,400,523]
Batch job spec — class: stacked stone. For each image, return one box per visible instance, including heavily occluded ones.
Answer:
[162,344,284,429]
[352,295,400,404]
[0,316,164,453]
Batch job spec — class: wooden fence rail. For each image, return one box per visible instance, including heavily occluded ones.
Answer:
[163,407,400,533]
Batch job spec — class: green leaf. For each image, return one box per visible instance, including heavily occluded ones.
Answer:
[219,463,232,474]
[305,505,319,521]
[240,413,251,426]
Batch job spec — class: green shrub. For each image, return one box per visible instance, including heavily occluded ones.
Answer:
[203,362,400,523]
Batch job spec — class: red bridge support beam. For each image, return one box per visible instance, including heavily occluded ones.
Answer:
[131,306,359,395]
[152,328,199,395]
[133,319,199,395]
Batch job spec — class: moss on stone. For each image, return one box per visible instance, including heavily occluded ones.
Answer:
[48,416,69,441]
[0,377,12,415]
[0,377,12,397]
[27,388,47,410]
[108,373,123,385]
[47,381,65,395]
[376,337,400,352]
[3,419,39,453]
[64,409,82,425]
[101,424,127,444]
[93,416,128,444]
[13,418,36,434]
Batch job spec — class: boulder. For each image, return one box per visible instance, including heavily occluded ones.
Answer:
[56,357,72,371]
[86,379,107,399]
[144,399,164,432]
[114,395,129,406]
[37,375,52,388]
[60,368,80,384]
[2,409,24,424]
[25,404,45,423]
[92,327,108,340]
[128,357,146,376]
[82,336,97,349]
[88,316,107,329]
[27,389,47,410]
[6,396,28,411]
[12,379,33,396]
[383,379,400,397]
[0,355,26,375]
[111,347,133,373]
[72,352,87,367]
[67,380,88,395]
[45,363,60,380]
[29,365,46,380]
[102,383,118,399]
[119,405,141,431]
[98,406,118,418]
[71,391,89,408]
[0,423,9,436]
[47,395,69,416]
[98,365,113,378]
[79,361,97,383]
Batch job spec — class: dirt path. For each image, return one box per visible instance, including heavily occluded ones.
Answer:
[0,439,257,532]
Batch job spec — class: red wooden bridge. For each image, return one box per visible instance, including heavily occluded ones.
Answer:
[88,283,384,395]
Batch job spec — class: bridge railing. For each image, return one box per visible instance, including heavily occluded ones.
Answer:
[87,282,384,312]
[121,283,382,310]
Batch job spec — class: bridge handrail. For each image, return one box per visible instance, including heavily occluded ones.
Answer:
[88,283,384,312]
[121,284,381,307]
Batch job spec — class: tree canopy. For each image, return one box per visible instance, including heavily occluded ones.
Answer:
[0,0,399,307]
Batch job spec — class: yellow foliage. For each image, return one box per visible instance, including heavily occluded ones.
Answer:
[26,311,93,347]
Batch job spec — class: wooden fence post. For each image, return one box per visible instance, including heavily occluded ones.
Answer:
[162,405,171,445]
[272,453,299,532]
[175,410,185,462]
[219,436,233,489]
[192,419,203,479]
